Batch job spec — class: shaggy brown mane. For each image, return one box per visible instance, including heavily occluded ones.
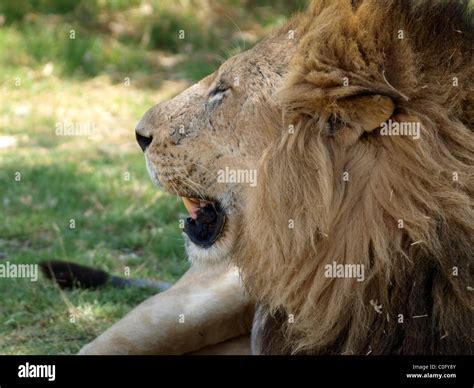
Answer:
[236,0,473,354]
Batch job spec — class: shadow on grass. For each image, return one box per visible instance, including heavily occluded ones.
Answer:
[0,0,307,87]
[0,1,238,87]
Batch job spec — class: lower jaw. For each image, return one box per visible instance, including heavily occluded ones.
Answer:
[184,235,231,264]
[181,197,226,248]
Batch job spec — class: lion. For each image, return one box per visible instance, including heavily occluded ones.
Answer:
[80,0,473,355]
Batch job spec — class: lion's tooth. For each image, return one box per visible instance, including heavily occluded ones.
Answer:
[182,197,199,219]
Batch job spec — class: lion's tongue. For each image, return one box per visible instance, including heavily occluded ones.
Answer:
[182,198,202,220]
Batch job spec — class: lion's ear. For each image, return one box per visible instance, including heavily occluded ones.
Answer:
[329,94,395,144]
[351,94,395,132]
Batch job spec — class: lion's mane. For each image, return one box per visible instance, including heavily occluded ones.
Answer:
[236,0,473,354]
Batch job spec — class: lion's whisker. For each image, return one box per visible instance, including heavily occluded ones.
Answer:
[171,169,207,200]
[191,161,213,174]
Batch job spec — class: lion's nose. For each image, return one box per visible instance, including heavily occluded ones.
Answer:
[135,131,153,152]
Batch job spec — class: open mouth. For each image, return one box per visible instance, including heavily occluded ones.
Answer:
[181,197,226,248]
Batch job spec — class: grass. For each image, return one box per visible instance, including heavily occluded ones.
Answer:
[0,0,305,354]
[0,74,190,354]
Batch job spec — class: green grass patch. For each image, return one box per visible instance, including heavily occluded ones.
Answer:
[0,148,190,354]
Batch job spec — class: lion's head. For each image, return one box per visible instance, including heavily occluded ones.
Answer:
[135,17,300,263]
[137,0,473,355]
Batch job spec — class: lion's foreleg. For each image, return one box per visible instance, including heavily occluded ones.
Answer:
[79,264,254,355]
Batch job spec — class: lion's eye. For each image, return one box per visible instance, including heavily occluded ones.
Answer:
[207,85,229,105]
